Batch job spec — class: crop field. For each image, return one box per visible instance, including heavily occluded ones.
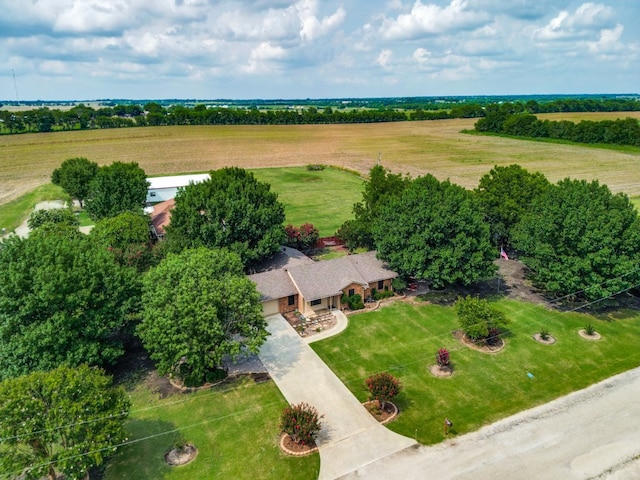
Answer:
[1,112,639,208]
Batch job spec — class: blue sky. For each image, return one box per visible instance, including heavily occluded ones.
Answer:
[1,0,638,100]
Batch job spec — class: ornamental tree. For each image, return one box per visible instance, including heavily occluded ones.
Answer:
[280,402,324,445]
[0,228,141,380]
[85,161,149,220]
[138,247,268,386]
[0,364,130,480]
[51,157,98,207]
[166,167,285,265]
[373,174,496,288]
[455,295,508,344]
[285,223,319,252]
[512,178,640,301]
[365,372,401,409]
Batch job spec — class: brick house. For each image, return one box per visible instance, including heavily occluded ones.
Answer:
[248,248,397,317]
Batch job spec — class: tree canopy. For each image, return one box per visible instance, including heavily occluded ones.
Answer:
[166,167,285,265]
[51,157,98,207]
[475,164,550,245]
[0,228,140,379]
[338,164,411,250]
[85,161,149,220]
[137,247,268,386]
[373,174,496,287]
[0,364,130,480]
[512,178,640,301]
[90,211,157,271]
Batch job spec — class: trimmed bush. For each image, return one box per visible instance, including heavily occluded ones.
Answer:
[280,402,324,445]
[365,372,401,408]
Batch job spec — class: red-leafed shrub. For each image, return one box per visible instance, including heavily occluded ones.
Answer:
[280,402,323,445]
[365,372,401,408]
[436,348,450,367]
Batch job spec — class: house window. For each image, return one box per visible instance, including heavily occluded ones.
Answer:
[378,280,384,290]
[348,289,355,297]
[310,299,322,306]
[150,192,157,197]
[287,295,295,306]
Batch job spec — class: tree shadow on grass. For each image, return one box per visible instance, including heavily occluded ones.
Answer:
[107,419,183,480]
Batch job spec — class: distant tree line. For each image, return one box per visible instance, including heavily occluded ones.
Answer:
[1,97,638,134]
[475,108,640,147]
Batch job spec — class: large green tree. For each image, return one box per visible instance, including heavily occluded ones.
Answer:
[137,247,268,386]
[27,207,79,230]
[338,165,411,250]
[373,174,496,288]
[0,365,130,480]
[166,167,285,265]
[85,161,149,220]
[512,178,640,301]
[51,157,98,207]
[0,228,140,379]
[475,164,550,245]
[90,211,157,271]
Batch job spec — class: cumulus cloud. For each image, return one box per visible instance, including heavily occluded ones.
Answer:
[380,0,490,40]
[534,2,615,42]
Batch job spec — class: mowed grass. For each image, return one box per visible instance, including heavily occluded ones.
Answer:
[105,376,319,480]
[251,166,363,236]
[0,183,69,233]
[311,299,640,445]
[2,111,639,206]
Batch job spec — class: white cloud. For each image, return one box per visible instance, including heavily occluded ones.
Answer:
[381,0,490,40]
[242,41,287,74]
[377,49,393,68]
[298,0,346,41]
[534,2,615,42]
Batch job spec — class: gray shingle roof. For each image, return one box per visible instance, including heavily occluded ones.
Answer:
[248,269,298,301]
[286,251,397,301]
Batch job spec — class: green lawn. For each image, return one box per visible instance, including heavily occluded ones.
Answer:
[105,376,319,480]
[0,184,69,233]
[251,166,364,237]
[311,299,640,445]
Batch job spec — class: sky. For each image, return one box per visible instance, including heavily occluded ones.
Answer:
[1,0,638,101]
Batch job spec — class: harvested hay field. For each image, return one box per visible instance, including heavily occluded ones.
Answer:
[1,112,639,206]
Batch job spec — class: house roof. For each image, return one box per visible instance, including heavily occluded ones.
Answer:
[248,269,298,301]
[286,251,397,301]
[147,174,210,190]
[150,198,175,236]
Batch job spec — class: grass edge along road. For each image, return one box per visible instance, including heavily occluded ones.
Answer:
[105,376,319,480]
[311,299,640,445]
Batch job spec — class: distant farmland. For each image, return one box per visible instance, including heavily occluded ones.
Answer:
[1,112,639,206]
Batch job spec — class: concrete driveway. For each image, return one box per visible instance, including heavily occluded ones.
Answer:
[257,314,416,480]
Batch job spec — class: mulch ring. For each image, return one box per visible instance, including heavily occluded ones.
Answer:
[578,329,602,340]
[453,330,505,353]
[362,400,399,425]
[533,333,557,345]
[279,434,319,457]
[429,364,454,378]
[165,444,198,466]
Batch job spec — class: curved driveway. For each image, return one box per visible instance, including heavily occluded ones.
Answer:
[257,313,416,480]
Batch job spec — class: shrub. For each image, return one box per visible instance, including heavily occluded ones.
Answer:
[280,402,324,445]
[365,372,401,408]
[373,289,394,301]
[306,164,326,171]
[348,294,364,310]
[391,277,407,293]
[539,329,550,340]
[436,348,450,367]
[585,322,596,336]
[455,295,509,343]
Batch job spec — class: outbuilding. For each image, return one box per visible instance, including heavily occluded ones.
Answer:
[146,174,210,203]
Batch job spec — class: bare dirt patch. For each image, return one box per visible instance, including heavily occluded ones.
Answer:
[579,329,602,340]
[533,333,557,345]
[279,434,318,457]
[453,330,505,353]
[429,365,454,377]
[362,401,399,425]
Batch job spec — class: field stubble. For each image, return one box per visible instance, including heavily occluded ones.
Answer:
[1,113,639,205]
